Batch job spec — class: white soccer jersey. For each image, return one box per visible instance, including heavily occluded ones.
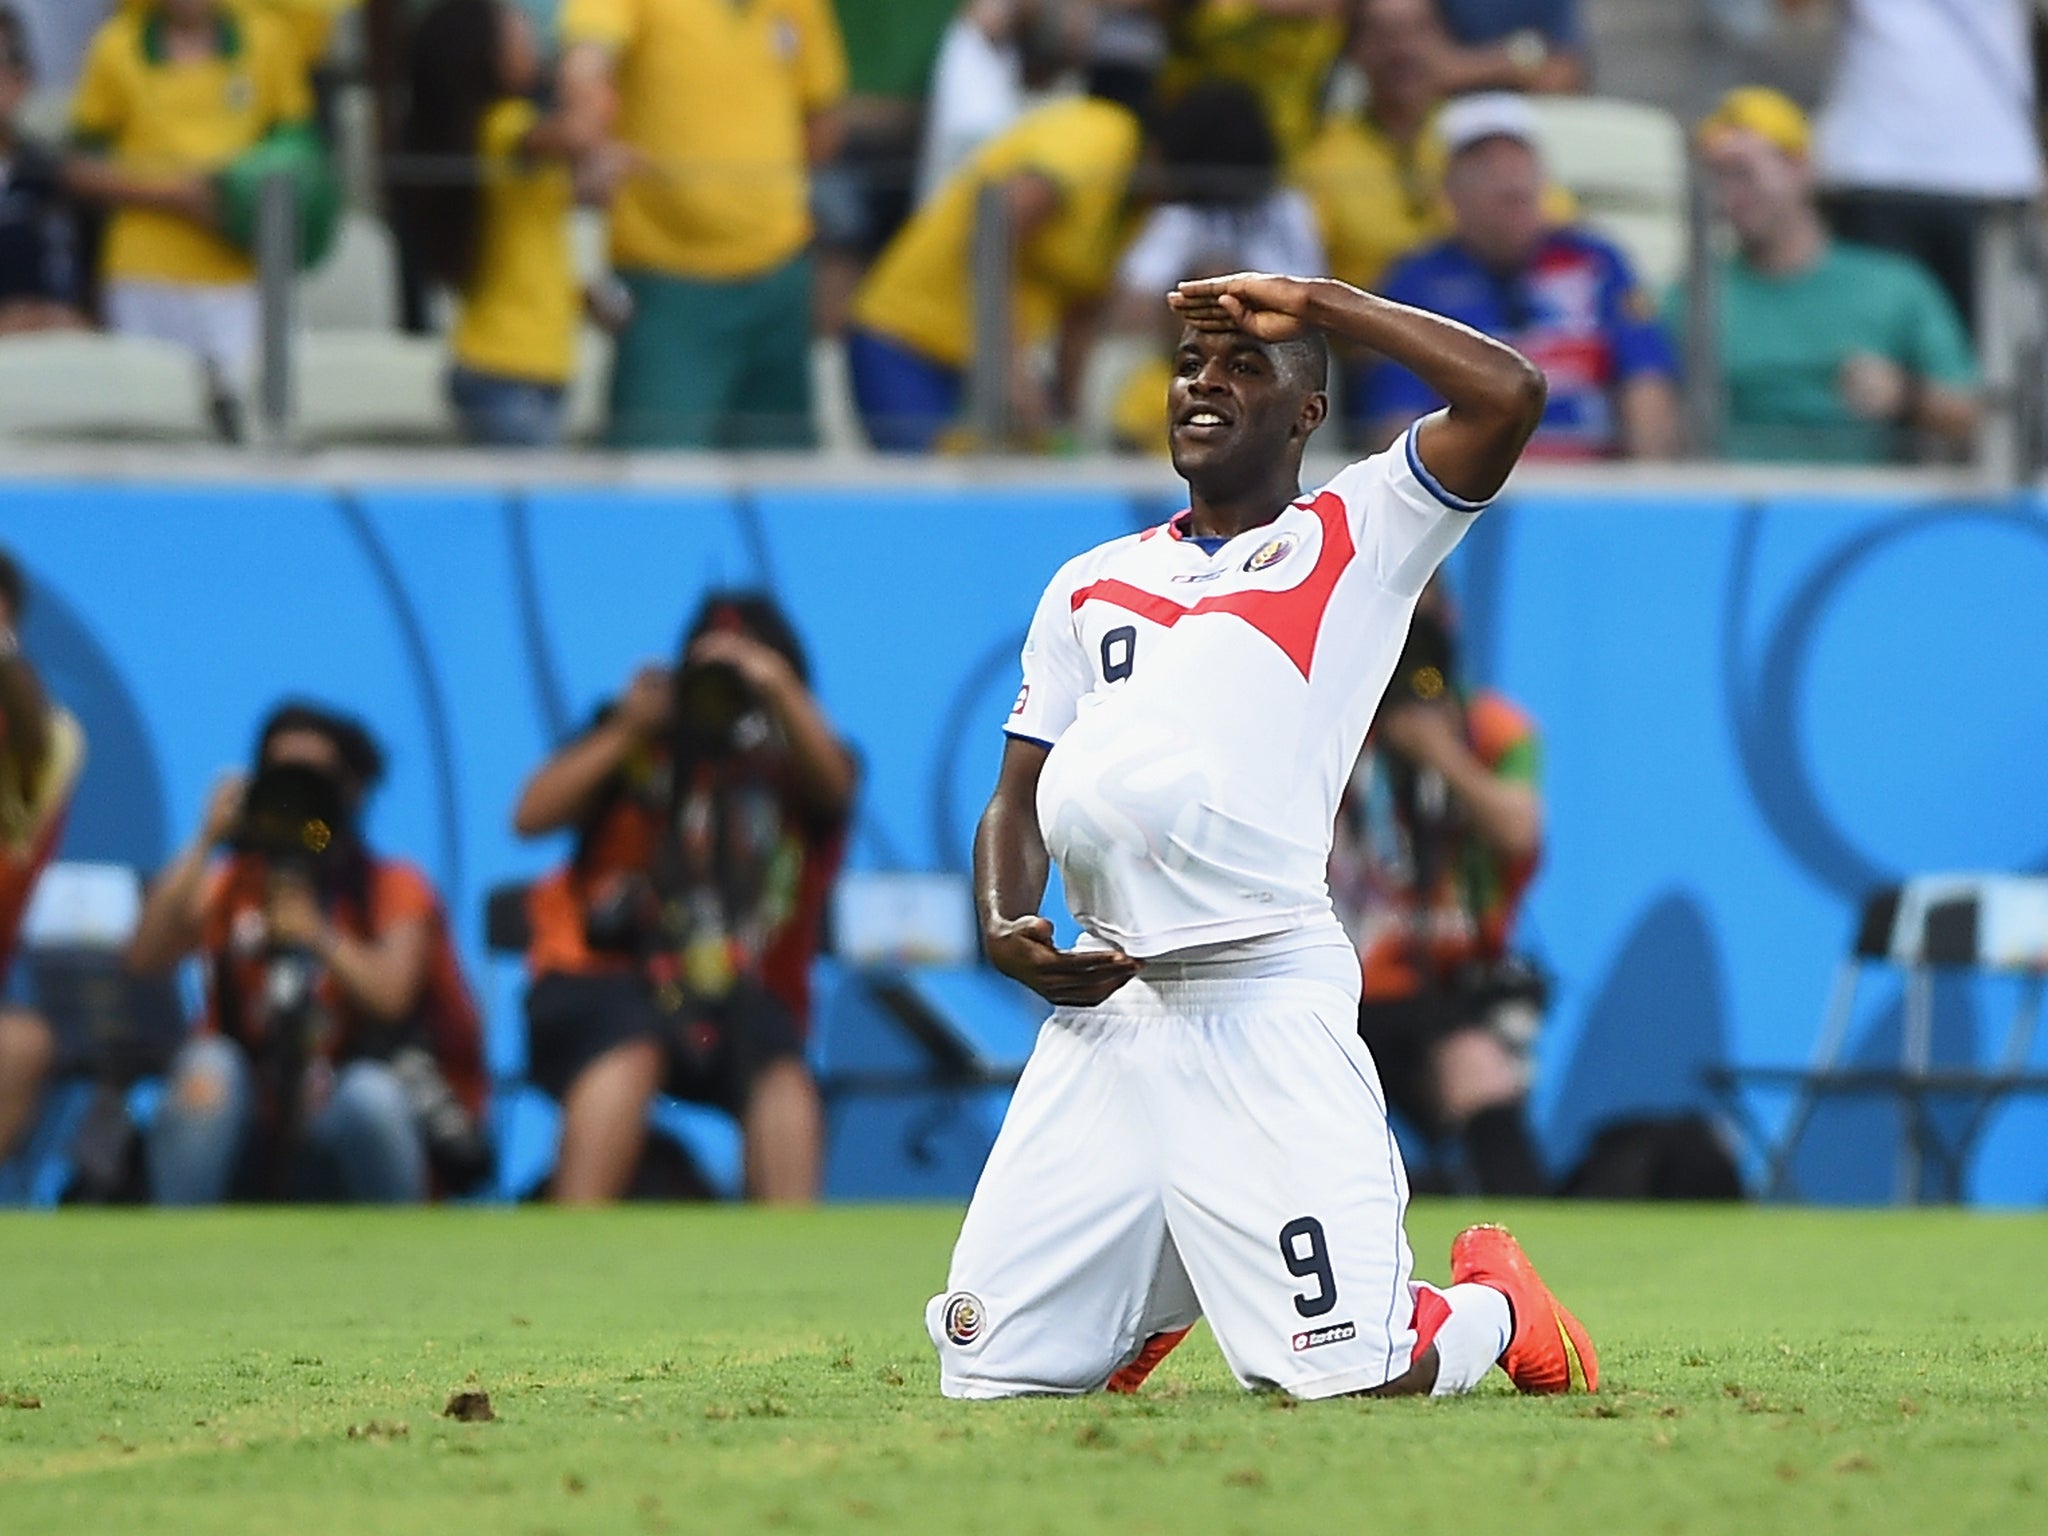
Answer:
[1007,423,1487,961]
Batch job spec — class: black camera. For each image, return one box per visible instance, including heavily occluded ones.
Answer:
[233,761,351,874]
[671,658,758,761]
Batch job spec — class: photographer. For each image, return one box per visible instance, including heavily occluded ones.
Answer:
[513,592,853,1205]
[126,703,487,1204]
[0,550,85,1169]
[1330,583,1550,1196]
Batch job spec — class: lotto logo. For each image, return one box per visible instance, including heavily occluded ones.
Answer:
[1010,685,1030,717]
[1291,1321,1357,1352]
[942,1292,986,1347]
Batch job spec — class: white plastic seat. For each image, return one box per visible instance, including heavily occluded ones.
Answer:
[293,330,458,445]
[1530,96,1689,292]
[0,332,212,442]
[20,863,145,950]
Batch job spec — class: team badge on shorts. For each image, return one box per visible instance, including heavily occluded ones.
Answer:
[1292,1321,1357,1352]
[942,1292,987,1347]
[1243,533,1299,572]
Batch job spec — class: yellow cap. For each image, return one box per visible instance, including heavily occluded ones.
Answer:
[1698,87,1811,159]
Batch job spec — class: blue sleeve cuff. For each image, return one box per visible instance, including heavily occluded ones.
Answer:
[1003,729,1056,751]
[1403,423,1493,513]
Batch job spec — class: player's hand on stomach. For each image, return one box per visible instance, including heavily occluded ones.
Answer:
[1168,273,1315,342]
[985,915,1143,1007]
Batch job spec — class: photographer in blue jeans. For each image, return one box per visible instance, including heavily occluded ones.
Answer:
[128,704,488,1204]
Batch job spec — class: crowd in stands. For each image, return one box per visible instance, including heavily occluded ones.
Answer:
[0,0,2036,458]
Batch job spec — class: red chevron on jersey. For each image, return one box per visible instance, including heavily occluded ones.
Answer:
[1067,491,1354,679]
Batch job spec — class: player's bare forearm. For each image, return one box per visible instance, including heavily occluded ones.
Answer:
[976,739,1055,936]
[976,739,1141,1006]
[975,788,1049,937]
[1294,279,1546,500]
[1171,274,1545,502]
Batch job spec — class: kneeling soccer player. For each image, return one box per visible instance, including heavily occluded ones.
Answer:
[927,272,1596,1400]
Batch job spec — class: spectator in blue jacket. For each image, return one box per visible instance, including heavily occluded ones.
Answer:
[1355,92,1679,461]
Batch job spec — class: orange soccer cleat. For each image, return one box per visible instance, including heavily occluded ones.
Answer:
[1105,1327,1193,1395]
[1449,1224,1599,1395]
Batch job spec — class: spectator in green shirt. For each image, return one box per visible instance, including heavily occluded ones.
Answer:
[1667,87,1978,465]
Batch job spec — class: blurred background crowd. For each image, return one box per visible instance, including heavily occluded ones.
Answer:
[0,0,2038,464]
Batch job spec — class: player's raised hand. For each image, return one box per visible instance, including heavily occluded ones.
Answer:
[1168,273,1316,342]
[984,914,1143,1008]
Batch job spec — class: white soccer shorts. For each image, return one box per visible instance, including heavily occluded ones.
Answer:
[926,976,1420,1399]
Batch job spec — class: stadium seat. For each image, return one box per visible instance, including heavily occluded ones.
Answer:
[1708,875,2048,1202]
[293,331,459,446]
[1529,96,1689,293]
[0,333,213,443]
[0,863,181,1207]
[809,959,1019,1200]
[298,212,401,332]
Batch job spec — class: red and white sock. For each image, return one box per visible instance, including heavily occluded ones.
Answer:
[1410,1281,1512,1397]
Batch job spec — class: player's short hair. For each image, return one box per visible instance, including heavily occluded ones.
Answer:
[1272,331,1330,396]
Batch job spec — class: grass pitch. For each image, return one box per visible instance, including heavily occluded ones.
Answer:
[1,1204,2042,1535]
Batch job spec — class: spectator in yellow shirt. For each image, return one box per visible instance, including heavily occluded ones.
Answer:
[556,0,849,449]
[1295,0,1451,295]
[120,0,359,76]
[1158,0,1345,167]
[401,0,601,448]
[67,0,313,435]
[249,0,356,72]
[845,88,1143,452]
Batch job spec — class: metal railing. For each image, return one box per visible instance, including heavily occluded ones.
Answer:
[199,155,2048,483]
[255,171,302,450]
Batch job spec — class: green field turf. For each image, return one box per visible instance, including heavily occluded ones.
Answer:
[1,1203,2042,1535]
